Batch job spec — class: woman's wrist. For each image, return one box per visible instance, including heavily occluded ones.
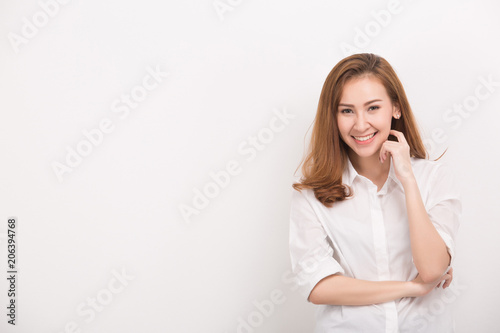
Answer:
[404,280,423,298]
[401,174,418,190]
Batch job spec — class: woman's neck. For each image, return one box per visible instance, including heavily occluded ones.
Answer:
[348,150,391,183]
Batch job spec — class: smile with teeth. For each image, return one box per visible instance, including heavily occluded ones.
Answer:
[352,132,377,141]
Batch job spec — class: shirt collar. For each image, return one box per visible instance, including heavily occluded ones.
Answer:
[343,155,404,192]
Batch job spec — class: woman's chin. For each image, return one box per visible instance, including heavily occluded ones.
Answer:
[348,146,382,160]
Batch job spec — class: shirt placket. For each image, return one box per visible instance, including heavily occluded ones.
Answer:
[369,185,399,333]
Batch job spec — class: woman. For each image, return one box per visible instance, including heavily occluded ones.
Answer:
[289,53,461,332]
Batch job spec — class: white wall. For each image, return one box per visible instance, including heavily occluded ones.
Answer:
[0,0,499,332]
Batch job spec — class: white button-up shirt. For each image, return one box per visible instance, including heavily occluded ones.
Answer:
[289,156,462,333]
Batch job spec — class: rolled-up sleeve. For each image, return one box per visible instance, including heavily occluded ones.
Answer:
[289,188,344,302]
[426,163,462,268]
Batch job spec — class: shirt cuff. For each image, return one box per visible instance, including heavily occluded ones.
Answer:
[435,228,455,268]
[296,258,345,302]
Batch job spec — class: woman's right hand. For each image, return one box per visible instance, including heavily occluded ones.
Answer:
[409,267,453,297]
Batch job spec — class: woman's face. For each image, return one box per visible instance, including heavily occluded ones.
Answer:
[337,75,400,161]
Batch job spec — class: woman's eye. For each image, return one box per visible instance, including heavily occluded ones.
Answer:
[368,106,379,111]
[341,109,353,114]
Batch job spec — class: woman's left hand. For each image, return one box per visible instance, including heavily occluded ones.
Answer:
[438,267,453,289]
[379,129,415,185]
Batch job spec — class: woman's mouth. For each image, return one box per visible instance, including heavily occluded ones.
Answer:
[352,131,377,144]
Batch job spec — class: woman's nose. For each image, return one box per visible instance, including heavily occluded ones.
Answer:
[354,114,369,131]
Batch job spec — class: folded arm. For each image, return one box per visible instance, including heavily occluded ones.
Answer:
[309,271,452,306]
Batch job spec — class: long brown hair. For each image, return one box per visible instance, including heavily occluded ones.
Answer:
[293,53,444,207]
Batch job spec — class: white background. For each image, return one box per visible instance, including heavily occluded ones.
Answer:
[1,0,499,332]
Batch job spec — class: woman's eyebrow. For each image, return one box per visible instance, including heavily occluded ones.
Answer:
[338,99,383,107]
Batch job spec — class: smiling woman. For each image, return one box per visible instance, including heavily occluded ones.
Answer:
[289,53,461,332]
[337,77,398,169]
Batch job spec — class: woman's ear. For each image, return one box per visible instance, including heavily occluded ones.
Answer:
[392,102,401,118]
